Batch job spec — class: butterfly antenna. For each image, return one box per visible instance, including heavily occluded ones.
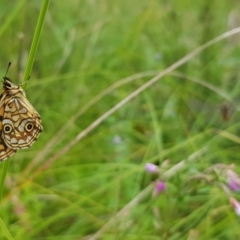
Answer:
[4,62,11,78]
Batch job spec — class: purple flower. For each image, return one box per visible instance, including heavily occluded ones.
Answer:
[229,197,240,216]
[227,170,240,191]
[153,181,166,196]
[228,179,240,191]
[145,163,159,173]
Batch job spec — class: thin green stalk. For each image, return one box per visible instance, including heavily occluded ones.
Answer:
[22,0,50,90]
[0,0,49,202]
[0,159,10,202]
[0,217,14,240]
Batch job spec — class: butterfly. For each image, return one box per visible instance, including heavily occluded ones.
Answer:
[0,76,42,161]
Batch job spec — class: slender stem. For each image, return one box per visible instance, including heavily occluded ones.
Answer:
[0,159,9,202]
[22,0,50,90]
[0,217,14,240]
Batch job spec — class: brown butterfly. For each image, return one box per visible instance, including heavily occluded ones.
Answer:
[0,76,42,161]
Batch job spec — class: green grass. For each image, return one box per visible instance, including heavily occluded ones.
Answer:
[0,0,240,239]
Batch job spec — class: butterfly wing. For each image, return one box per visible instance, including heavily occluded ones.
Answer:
[0,103,17,161]
[0,137,17,161]
[2,96,42,150]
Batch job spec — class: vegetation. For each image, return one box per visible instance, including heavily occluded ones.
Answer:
[0,0,240,239]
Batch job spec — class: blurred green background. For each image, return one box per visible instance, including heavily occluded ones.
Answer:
[1,0,240,239]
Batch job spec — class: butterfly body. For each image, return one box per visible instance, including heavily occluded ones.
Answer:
[0,77,42,161]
